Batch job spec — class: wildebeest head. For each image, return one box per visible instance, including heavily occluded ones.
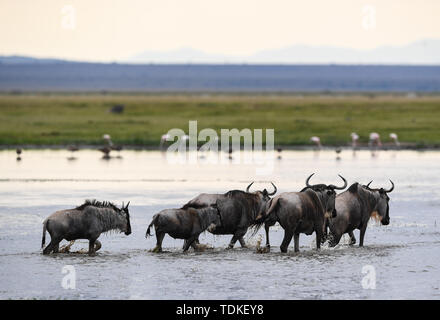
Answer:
[246,181,277,202]
[302,173,348,218]
[363,180,394,225]
[247,182,278,224]
[120,202,132,235]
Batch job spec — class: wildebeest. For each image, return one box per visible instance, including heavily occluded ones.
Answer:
[257,174,347,253]
[145,206,222,252]
[327,180,394,247]
[182,182,277,249]
[41,200,131,255]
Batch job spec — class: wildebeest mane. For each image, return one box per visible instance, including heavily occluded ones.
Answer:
[75,199,120,212]
[300,185,327,192]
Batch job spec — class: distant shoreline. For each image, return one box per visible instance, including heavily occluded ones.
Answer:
[0,144,437,151]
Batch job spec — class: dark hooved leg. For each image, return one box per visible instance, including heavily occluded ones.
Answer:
[94,240,102,252]
[238,237,248,248]
[227,235,239,249]
[359,227,367,247]
[293,233,300,252]
[316,230,323,250]
[228,230,247,249]
[43,242,53,254]
[280,230,294,253]
[88,239,97,256]
[265,224,271,248]
[348,231,356,245]
[43,238,61,255]
[183,236,198,252]
[153,232,165,253]
[184,237,200,250]
[321,220,329,244]
[329,232,342,247]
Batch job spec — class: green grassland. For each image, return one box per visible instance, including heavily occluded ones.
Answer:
[0,93,439,147]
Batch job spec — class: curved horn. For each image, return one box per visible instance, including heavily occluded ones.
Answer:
[385,180,394,193]
[268,182,277,196]
[305,173,315,187]
[333,174,348,190]
[366,180,373,188]
[125,201,130,208]
[246,182,254,193]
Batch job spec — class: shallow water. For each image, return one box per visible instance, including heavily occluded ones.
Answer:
[1,149,439,299]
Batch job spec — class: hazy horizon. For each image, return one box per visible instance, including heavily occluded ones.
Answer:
[1,1,440,64]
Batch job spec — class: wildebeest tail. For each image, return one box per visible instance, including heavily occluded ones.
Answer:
[265,197,280,217]
[145,214,158,238]
[41,219,48,248]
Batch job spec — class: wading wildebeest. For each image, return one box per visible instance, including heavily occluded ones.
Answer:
[183,182,277,249]
[41,200,131,255]
[327,180,394,247]
[257,174,347,253]
[145,206,222,252]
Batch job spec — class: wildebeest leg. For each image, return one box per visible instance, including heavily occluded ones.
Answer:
[321,219,329,244]
[265,223,271,248]
[329,232,342,247]
[88,239,97,256]
[183,237,201,250]
[348,231,356,245]
[183,235,198,252]
[153,232,165,253]
[238,237,247,248]
[43,237,62,255]
[293,233,300,252]
[280,230,294,253]
[228,230,247,249]
[94,240,102,252]
[359,226,367,247]
[316,230,323,250]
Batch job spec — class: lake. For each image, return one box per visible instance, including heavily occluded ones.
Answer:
[0,149,439,299]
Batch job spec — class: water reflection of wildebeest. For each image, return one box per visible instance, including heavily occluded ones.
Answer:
[182,182,277,249]
[257,174,347,253]
[327,180,394,247]
[145,206,222,252]
[41,200,131,255]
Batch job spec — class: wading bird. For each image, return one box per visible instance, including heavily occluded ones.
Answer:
[310,136,322,149]
[390,133,400,148]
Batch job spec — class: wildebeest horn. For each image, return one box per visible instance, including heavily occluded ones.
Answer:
[246,182,254,193]
[305,173,315,187]
[385,180,394,193]
[332,174,348,190]
[125,201,130,208]
[268,182,277,196]
[366,180,373,188]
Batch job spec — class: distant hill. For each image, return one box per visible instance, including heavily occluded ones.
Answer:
[0,55,75,65]
[127,39,440,65]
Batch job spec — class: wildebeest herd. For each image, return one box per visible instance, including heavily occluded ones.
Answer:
[41,174,394,255]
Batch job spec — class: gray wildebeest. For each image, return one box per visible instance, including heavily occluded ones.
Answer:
[42,200,131,255]
[145,206,222,252]
[327,180,394,247]
[182,182,277,249]
[257,174,347,253]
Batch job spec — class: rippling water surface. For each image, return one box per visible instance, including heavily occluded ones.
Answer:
[1,149,439,299]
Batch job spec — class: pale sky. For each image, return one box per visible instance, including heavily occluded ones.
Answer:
[1,0,439,62]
